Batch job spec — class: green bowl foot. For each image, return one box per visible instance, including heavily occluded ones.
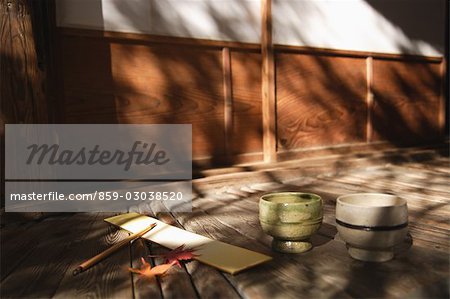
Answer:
[272,239,312,253]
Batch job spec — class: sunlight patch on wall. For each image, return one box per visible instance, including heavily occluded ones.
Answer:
[56,0,261,43]
[56,0,445,56]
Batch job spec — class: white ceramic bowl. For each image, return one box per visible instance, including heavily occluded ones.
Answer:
[336,193,408,262]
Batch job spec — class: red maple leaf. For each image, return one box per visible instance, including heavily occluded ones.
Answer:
[148,244,200,267]
[129,257,174,281]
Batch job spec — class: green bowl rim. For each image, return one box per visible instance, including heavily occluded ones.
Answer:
[260,192,322,205]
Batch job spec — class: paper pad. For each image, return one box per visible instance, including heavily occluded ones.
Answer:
[104,213,272,274]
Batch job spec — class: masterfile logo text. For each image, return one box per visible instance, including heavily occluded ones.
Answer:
[5,124,192,213]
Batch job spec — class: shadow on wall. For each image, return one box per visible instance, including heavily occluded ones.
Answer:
[59,0,264,168]
[273,0,445,147]
[366,0,446,54]
[3,0,447,179]
[1,2,449,297]
[366,0,448,139]
[55,0,447,170]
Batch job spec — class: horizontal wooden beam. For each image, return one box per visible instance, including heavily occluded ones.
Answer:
[58,27,444,63]
[274,44,444,62]
[57,27,261,50]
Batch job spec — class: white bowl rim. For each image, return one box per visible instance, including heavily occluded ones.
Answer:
[337,193,406,208]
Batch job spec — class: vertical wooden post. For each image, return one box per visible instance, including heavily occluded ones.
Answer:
[0,0,48,125]
[366,56,374,143]
[444,0,449,137]
[1,0,49,208]
[439,58,446,138]
[222,47,233,161]
[261,0,276,162]
[37,0,61,123]
[0,0,10,209]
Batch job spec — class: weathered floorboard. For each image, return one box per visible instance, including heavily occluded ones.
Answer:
[143,201,241,299]
[155,212,242,299]
[52,213,133,299]
[0,146,448,298]
[0,213,98,298]
[130,238,163,299]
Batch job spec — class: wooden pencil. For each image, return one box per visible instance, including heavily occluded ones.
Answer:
[73,223,157,276]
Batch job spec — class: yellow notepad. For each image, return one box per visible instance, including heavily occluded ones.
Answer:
[104,213,272,274]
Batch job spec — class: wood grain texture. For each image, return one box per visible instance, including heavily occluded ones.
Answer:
[274,44,443,62]
[58,27,261,51]
[140,199,239,299]
[58,27,444,63]
[0,220,58,281]
[312,178,450,252]
[60,36,116,123]
[61,36,226,159]
[372,59,443,144]
[130,239,162,299]
[191,145,450,255]
[292,170,450,253]
[137,205,199,299]
[438,60,446,136]
[261,0,277,162]
[111,43,225,159]
[230,50,263,156]
[60,34,263,163]
[276,53,367,150]
[0,214,98,298]
[167,194,348,298]
[0,0,47,124]
[56,26,446,163]
[366,57,374,142]
[52,214,133,299]
[223,47,233,159]
[187,159,449,298]
[0,0,48,208]
[1,146,448,298]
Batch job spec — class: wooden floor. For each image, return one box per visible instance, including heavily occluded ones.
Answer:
[1,145,449,299]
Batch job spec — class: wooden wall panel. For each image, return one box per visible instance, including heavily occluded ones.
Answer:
[372,60,442,144]
[57,28,445,165]
[61,36,225,159]
[110,43,225,158]
[230,50,263,155]
[61,36,117,123]
[276,53,367,150]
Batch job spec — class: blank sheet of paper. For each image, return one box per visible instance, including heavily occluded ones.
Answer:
[104,213,272,274]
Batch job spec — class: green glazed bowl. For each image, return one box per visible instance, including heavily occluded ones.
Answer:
[259,192,323,253]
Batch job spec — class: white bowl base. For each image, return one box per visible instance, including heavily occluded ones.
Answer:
[348,246,394,262]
